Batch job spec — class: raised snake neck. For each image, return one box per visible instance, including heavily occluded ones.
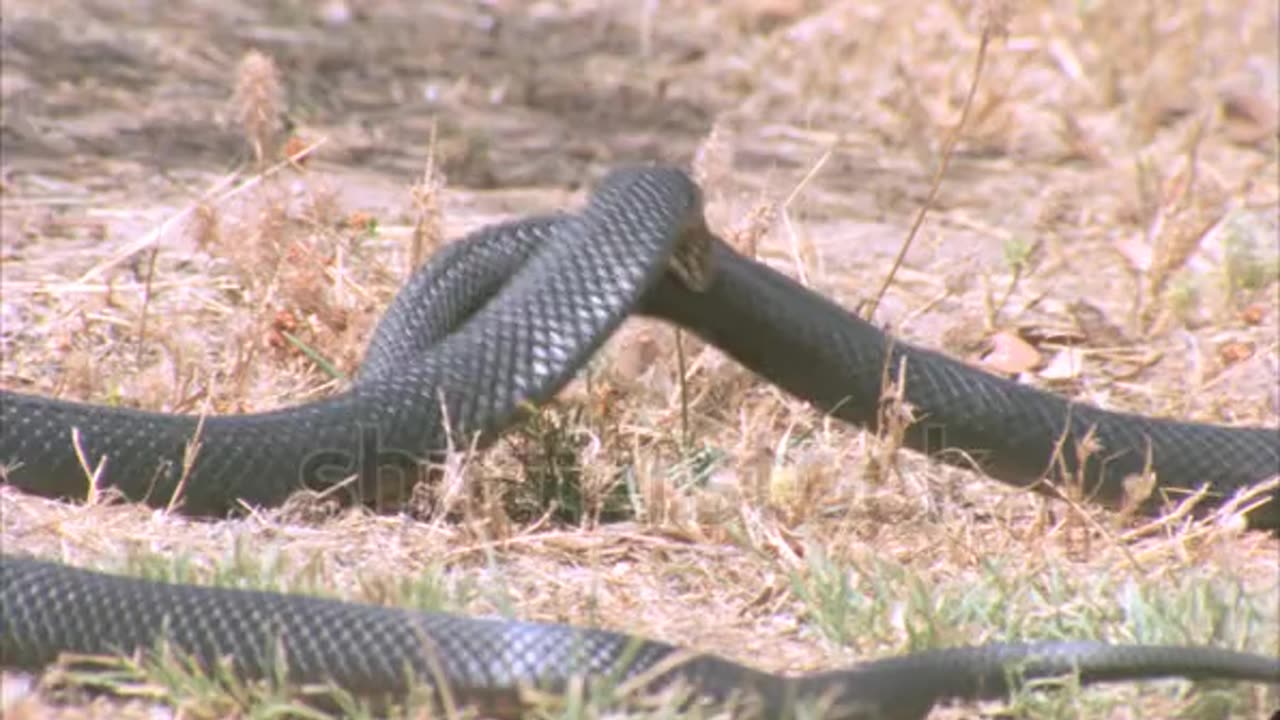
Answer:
[1,166,1277,717]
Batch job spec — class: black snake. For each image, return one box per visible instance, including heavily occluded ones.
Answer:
[2,167,1277,717]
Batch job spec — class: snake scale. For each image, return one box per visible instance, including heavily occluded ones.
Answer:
[2,167,1278,718]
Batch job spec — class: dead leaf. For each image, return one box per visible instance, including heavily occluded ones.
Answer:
[1017,322,1087,347]
[1221,85,1279,147]
[1218,341,1254,366]
[979,332,1041,375]
[1069,300,1128,346]
[1240,303,1267,326]
[282,134,316,165]
[1039,347,1088,381]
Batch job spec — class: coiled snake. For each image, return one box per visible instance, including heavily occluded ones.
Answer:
[2,167,1277,717]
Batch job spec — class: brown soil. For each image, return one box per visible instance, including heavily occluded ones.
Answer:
[2,1,1277,718]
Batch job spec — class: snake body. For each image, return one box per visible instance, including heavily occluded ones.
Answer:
[4,555,1278,719]
[2,167,1278,717]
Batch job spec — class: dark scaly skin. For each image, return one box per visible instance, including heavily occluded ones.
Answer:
[640,240,1280,527]
[1,167,1278,716]
[1,169,709,514]
[3,556,1278,719]
[2,169,1275,523]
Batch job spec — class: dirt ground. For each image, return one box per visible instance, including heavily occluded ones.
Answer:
[2,1,1278,718]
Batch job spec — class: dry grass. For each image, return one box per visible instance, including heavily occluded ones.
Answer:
[2,0,1277,718]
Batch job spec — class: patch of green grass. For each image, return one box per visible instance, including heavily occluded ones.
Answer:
[37,548,472,719]
[1221,210,1280,302]
[507,405,632,524]
[121,537,329,596]
[787,546,1276,717]
[1166,273,1201,324]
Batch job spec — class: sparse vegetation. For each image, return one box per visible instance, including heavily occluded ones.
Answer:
[2,1,1277,718]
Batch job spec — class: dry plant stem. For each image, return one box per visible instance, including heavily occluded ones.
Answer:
[1,3,1276,717]
[134,244,162,366]
[410,119,444,274]
[779,148,832,287]
[991,259,1025,324]
[1139,116,1212,334]
[864,22,995,320]
[675,329,691,451]
[70,428,106,507]
[73,138,330,300]
[233,50,283,168]
[871,341,912,488]
[165,412,208,514]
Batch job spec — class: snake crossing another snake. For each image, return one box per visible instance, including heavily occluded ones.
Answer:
[2,167,1277,717]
